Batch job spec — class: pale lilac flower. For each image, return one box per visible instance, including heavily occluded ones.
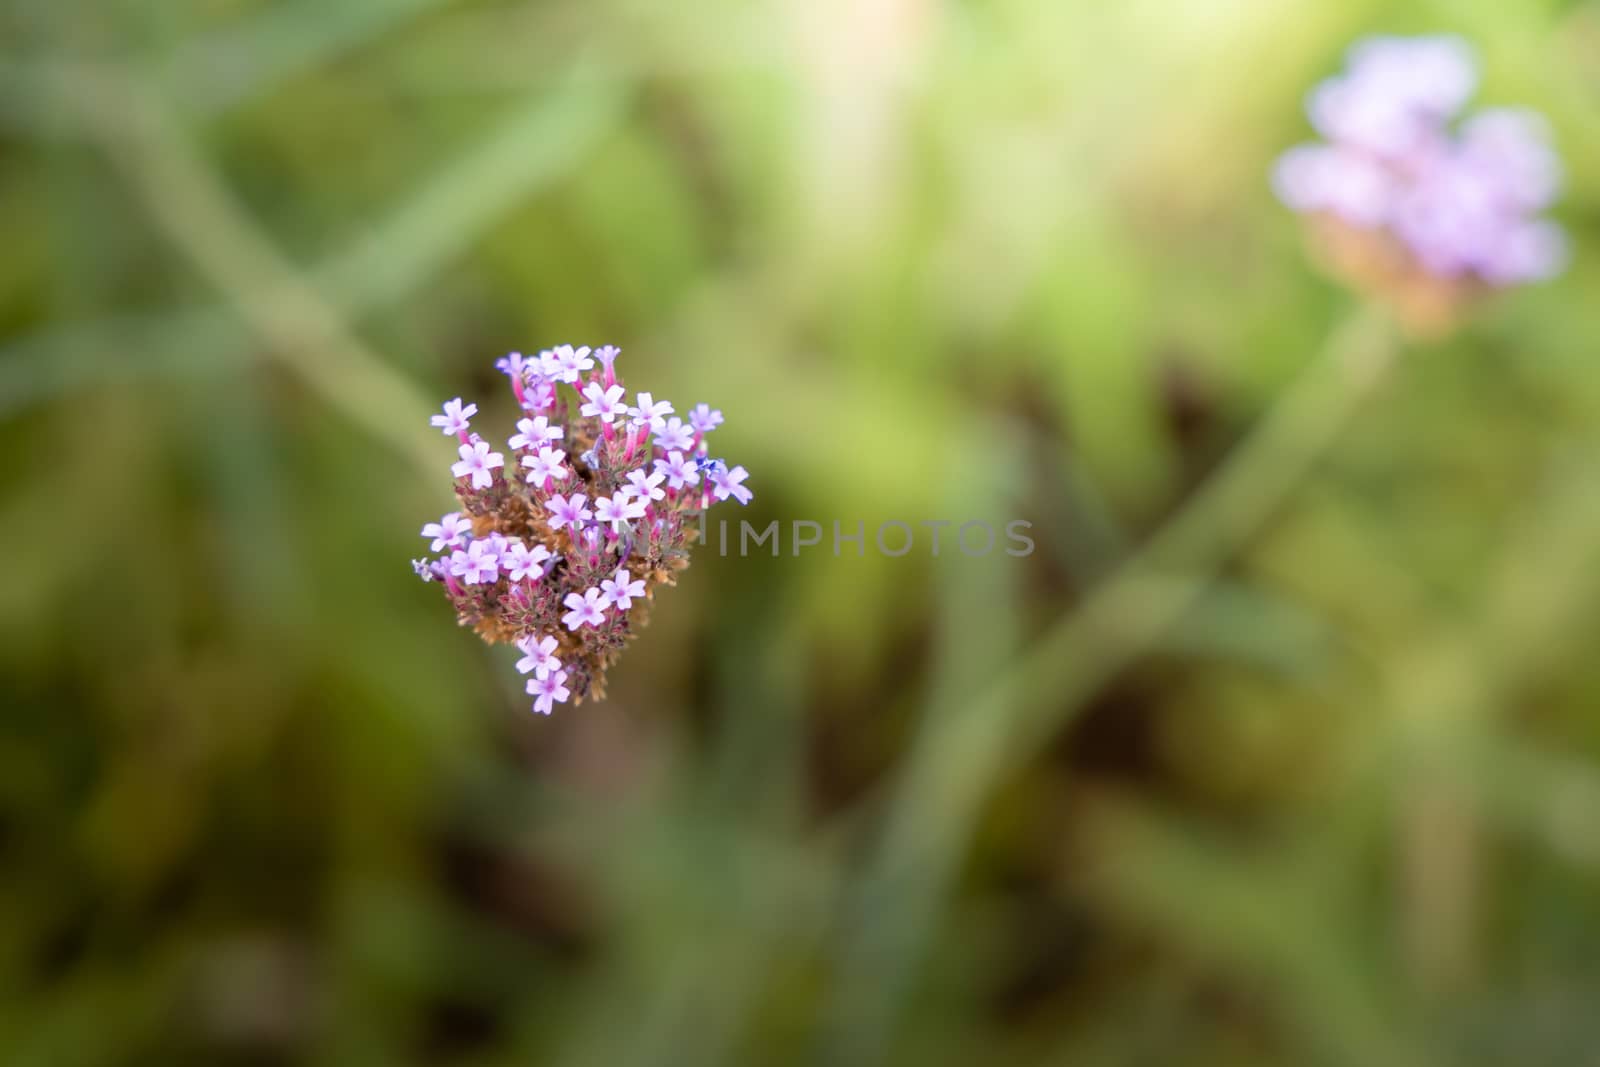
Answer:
[509,416,563,452]
[1308,35,1475,160]
[515,634,562,678]
[522,446,571,486]
[654,450,700,490]
[503,540,553,582]
[626,468,667,502]
[653,417,695,453]
[1272,145,1394,228]
[526,669,571,715]
[688,403,723,434]
[453,539,501,585]
[522,379,556,412]
[709,464,752,505]
[431,397,477,437]
[580,382,627,423]
[1276,34,1566,289]
[412,558,437,582]
[452,437,505,489]
[421,511,473,552]
[599,567,647,611]
[1460,108,1562,211]
[495,352,532,383]
[545,344,595,384]
[594,492,647,533]
[547,493,592,531]
[562,588,607,630]
[628,392,674,433]
[595,345,621,373]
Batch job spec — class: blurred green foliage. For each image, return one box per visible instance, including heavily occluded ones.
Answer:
[3,0,1600,1064]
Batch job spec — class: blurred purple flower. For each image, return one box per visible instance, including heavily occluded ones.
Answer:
[1276,34,1566,291]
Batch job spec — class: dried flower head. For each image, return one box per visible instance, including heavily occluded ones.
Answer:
[1274,35,1567,335]
[413,345,751,714]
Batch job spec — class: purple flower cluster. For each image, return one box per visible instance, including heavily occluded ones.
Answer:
[412,345,752,714]
[1274,34,1566,288]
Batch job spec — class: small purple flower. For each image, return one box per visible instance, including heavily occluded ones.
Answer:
[421,511,473,552]
[545,345,595,385]
[1272,145,1393,228]
[653,417,695,453]
[431,397,477,437]
[628,392,674,433]
[495,352,528,379]
[594,492,647,533]
[452,437,505,490]
[654,450,700,490]
[562,588,607,630]
[522,379,557,412]
[453,539,501,585]
[503,540,553,581]
[515,634,562,678]
[526,668,571,715]
[625,468,667,502]
[580,382,627,423]
[411,558,437,582]
[547,493,592,531]
[522,446,571,486]
[509,416,563,452]
[599,567,647,611]
[1459,109,1562,212]
[688,403,723,434]
[709,464,752,505]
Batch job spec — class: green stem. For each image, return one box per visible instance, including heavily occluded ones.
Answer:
[822,302,1401,1066]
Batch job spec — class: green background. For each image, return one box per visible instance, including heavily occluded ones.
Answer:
[3,1,1599,1064]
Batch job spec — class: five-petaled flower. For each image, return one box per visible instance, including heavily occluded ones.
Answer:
[600,567,647,611]
[629,393,674,433]
[452,437,505,489]
[526,669,571,715]
[522,446,570,487]
[709,464,753,505]
[653,417,695,453]
[515,634,562,678]
[654,450,700,490]
[547,493,592,531]
[580,382,627,423]
[626,468,667,502]
[509,416,562,452]
[431,397,478,437]
[594,492,647,533]
[562,588,608,630]
[453,539,502,585]
[688,403,723,435]
[421,511,473,552]
[503,540,552,582]
[544,345,594,384]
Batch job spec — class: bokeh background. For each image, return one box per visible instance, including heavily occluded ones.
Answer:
[4,1,1600,1064]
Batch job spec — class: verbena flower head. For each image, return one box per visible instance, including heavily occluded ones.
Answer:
[1274,35,1566,333]
[412,345,752,714]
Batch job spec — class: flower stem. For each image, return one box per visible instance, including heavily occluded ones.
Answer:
[821,301,1401,1067]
